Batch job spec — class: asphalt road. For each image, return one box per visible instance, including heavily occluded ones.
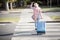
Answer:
[1,9,60,40]
[11,9,60,40]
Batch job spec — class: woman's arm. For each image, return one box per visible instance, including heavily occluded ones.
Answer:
[30,2,34,9]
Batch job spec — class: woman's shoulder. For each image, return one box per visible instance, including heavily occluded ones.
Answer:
[36,7,41,10]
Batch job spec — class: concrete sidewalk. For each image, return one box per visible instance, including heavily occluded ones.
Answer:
[0,9,23,13]
[0,8,60,13]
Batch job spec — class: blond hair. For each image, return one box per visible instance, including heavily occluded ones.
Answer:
[34,3,39,7]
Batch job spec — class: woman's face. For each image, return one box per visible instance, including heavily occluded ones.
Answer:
[34,3,38,7]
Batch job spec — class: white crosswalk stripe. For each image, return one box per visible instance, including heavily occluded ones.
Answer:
[12,9,60,40]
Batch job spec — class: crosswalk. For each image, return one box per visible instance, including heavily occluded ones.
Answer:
[14,22,60,35]
[12,9,60,40]
[12,22,60,40]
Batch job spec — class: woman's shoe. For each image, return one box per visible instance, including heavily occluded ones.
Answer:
[35,28,37,30]
[35,27,37,30]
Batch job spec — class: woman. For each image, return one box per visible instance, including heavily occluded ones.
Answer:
[30,2,45,34]
[31,2,42,26]
[30,2,42,21]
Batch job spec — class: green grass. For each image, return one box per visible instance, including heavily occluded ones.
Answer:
[42,7,60,12]
[0,17,20,22]
[50,16,60,20]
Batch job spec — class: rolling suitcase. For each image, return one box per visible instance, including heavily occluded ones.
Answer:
[35,19,46,34]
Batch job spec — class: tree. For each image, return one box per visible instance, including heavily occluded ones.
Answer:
[9,0,17,10]
[23,0,30,7]
[57,0,59,6]
[3,0,9,10]
[4,0,17,11]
